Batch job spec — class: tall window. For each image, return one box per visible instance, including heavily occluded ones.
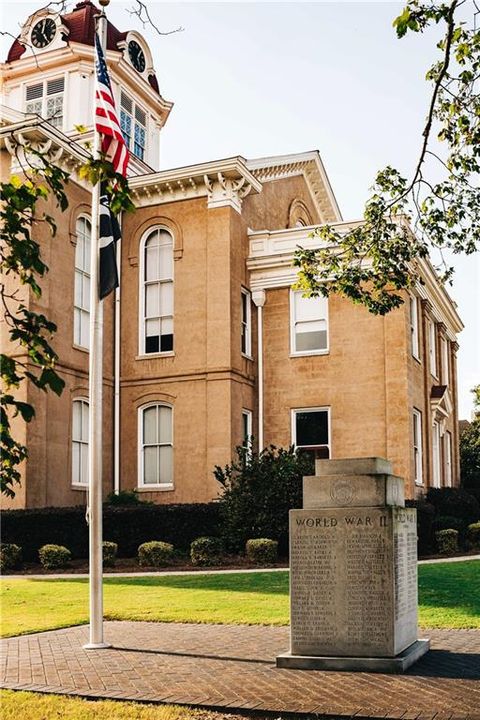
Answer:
[442,338,450,385]
[429,321,438,377]
[432,421,441,487]
[142,228,174,354]
[445,430,453,487]
[72,399,89,486]
[139,404,173,487]
[413,409,423,485]
[290,290,328,354]
[242,409,252,448]
[241,289,252,356]
[74,216,91,349]
[25,77,64,129]
[120,92,146,161]
[292,408,330,465]
[410,295,420,360]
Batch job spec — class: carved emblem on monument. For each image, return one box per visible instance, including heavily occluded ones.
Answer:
[330,479,355,505]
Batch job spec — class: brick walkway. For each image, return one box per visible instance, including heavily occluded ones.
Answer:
[1,622,479,719]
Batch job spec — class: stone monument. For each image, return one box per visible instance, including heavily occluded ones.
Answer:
[277,457,430,672]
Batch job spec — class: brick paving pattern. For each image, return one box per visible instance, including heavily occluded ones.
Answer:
[1,622,479,719]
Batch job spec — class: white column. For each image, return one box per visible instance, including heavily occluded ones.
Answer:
[252,290,266,452]
[84,1,110,651]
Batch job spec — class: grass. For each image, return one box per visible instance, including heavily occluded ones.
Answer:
[1,560,479,638]
[0,689,245,720]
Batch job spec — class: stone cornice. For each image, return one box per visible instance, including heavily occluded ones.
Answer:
[247,151,343,224]
[128,157,262,213]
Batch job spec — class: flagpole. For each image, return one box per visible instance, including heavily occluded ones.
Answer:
[84,0,110,651]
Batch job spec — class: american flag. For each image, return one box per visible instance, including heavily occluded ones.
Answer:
[95,33,129,177]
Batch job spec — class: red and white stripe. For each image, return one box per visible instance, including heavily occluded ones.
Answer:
[95,42,129,178]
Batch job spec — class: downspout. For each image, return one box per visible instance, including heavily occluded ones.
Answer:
[113,225,121,495]
[252,290,266,451]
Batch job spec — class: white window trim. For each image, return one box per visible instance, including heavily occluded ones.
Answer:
[242,408,253,453]
[137,402,174,490]
[241,288,252,358]
[289,289,329,357]
[24,75,65,130]
[291,406,331,456]
[445,430,453,487]
[73,214,91,351]
[410,294,420,361]
[432,420,441,488]
[71,397,89,489]
[429,321,438,378]
[138,226,174,357]
[120,90,147,161]
[441,338,450,385]
[413,408,423,486]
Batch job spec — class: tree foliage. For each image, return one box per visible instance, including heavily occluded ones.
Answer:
[460,385,480,494]
[295,0,479,315]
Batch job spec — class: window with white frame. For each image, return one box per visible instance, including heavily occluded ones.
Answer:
[429,321,438,377]
[120,91,146,161]
[139,404,173,487]
[74,216,91,349]
[432,421,441,487]
[25,77,64,129]
[445,430,453,487]
[141,228,174,354]
[292,408,330,465]
[72,398,89,486]
[291,290,328,354]
[410,295,420,360]
[242,409,252,448]
[413,409,423,485]
[442,338,450,385]
[241,289,252,356]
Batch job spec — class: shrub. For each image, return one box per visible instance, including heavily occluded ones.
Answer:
[102,541,118,567]
[435,529,459,556]
[190,536,224,567]
[215,445,313,553]
[426,487,480,526]
[38,544,71,569]
[1,503,220,561]
[466,521,480,550]
[138,541,174,567]
[246,538,278,564]
[105,490,151,506]
[0,543,22,571]
[432,515,465,533]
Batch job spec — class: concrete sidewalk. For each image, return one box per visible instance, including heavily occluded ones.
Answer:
[2,554,478,580]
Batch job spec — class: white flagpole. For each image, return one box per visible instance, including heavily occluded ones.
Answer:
[84,0,110,651]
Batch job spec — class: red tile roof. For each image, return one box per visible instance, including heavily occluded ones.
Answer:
[5,1,160,95]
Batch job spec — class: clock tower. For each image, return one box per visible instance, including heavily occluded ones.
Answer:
[1,0,173,174]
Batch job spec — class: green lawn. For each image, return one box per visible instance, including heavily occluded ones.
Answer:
[1,561,478,638]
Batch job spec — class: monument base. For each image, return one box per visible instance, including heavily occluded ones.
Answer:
[276,639,430,674]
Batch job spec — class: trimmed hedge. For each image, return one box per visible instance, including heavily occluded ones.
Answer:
[405,499,436,556]
[466,521,480,549]
[0,543,22,571]
[38,544,71,569]
[435,529,459,555]
[246,538,278,564]
[190,536,224,567]
[138,541,174,567]
[1,503,220,561]
[102,541,118,568]
[426,487,480,526]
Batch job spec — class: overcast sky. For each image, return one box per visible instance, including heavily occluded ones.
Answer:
[2,1,479,417]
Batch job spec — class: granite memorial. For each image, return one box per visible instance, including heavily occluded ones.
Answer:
[277,457,430,672]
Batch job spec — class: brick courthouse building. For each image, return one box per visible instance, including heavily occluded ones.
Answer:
[1,1,463,509]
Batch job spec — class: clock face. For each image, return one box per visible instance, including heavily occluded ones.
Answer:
[31,18,56,48]
[128,40,146,73]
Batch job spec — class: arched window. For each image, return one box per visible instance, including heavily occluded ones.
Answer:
[138,403,173,487]
[74,216,91,349]
[72,398,89,486]
[141,228,174,354]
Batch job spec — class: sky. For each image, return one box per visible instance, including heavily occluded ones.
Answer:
[1,0,479,417]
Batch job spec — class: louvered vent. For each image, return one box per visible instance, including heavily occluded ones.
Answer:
[26,83,43,100]
[47,77,65,95]
[135,105,146,126]
[121,92,132,112]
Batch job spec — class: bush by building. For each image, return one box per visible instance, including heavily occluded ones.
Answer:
[466,521,480,550]
[215,445,313,554]
[1,503,220,561]
[0,543,22,571]
[245,538,278,564]
[102,541,118,567]
[426,487,480,526]
[435,529,459,555]
[190,536,224,566]
[38,544,71,569]
[138,541,174,567]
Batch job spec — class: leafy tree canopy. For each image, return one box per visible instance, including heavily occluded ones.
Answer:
[295,0,479,315]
